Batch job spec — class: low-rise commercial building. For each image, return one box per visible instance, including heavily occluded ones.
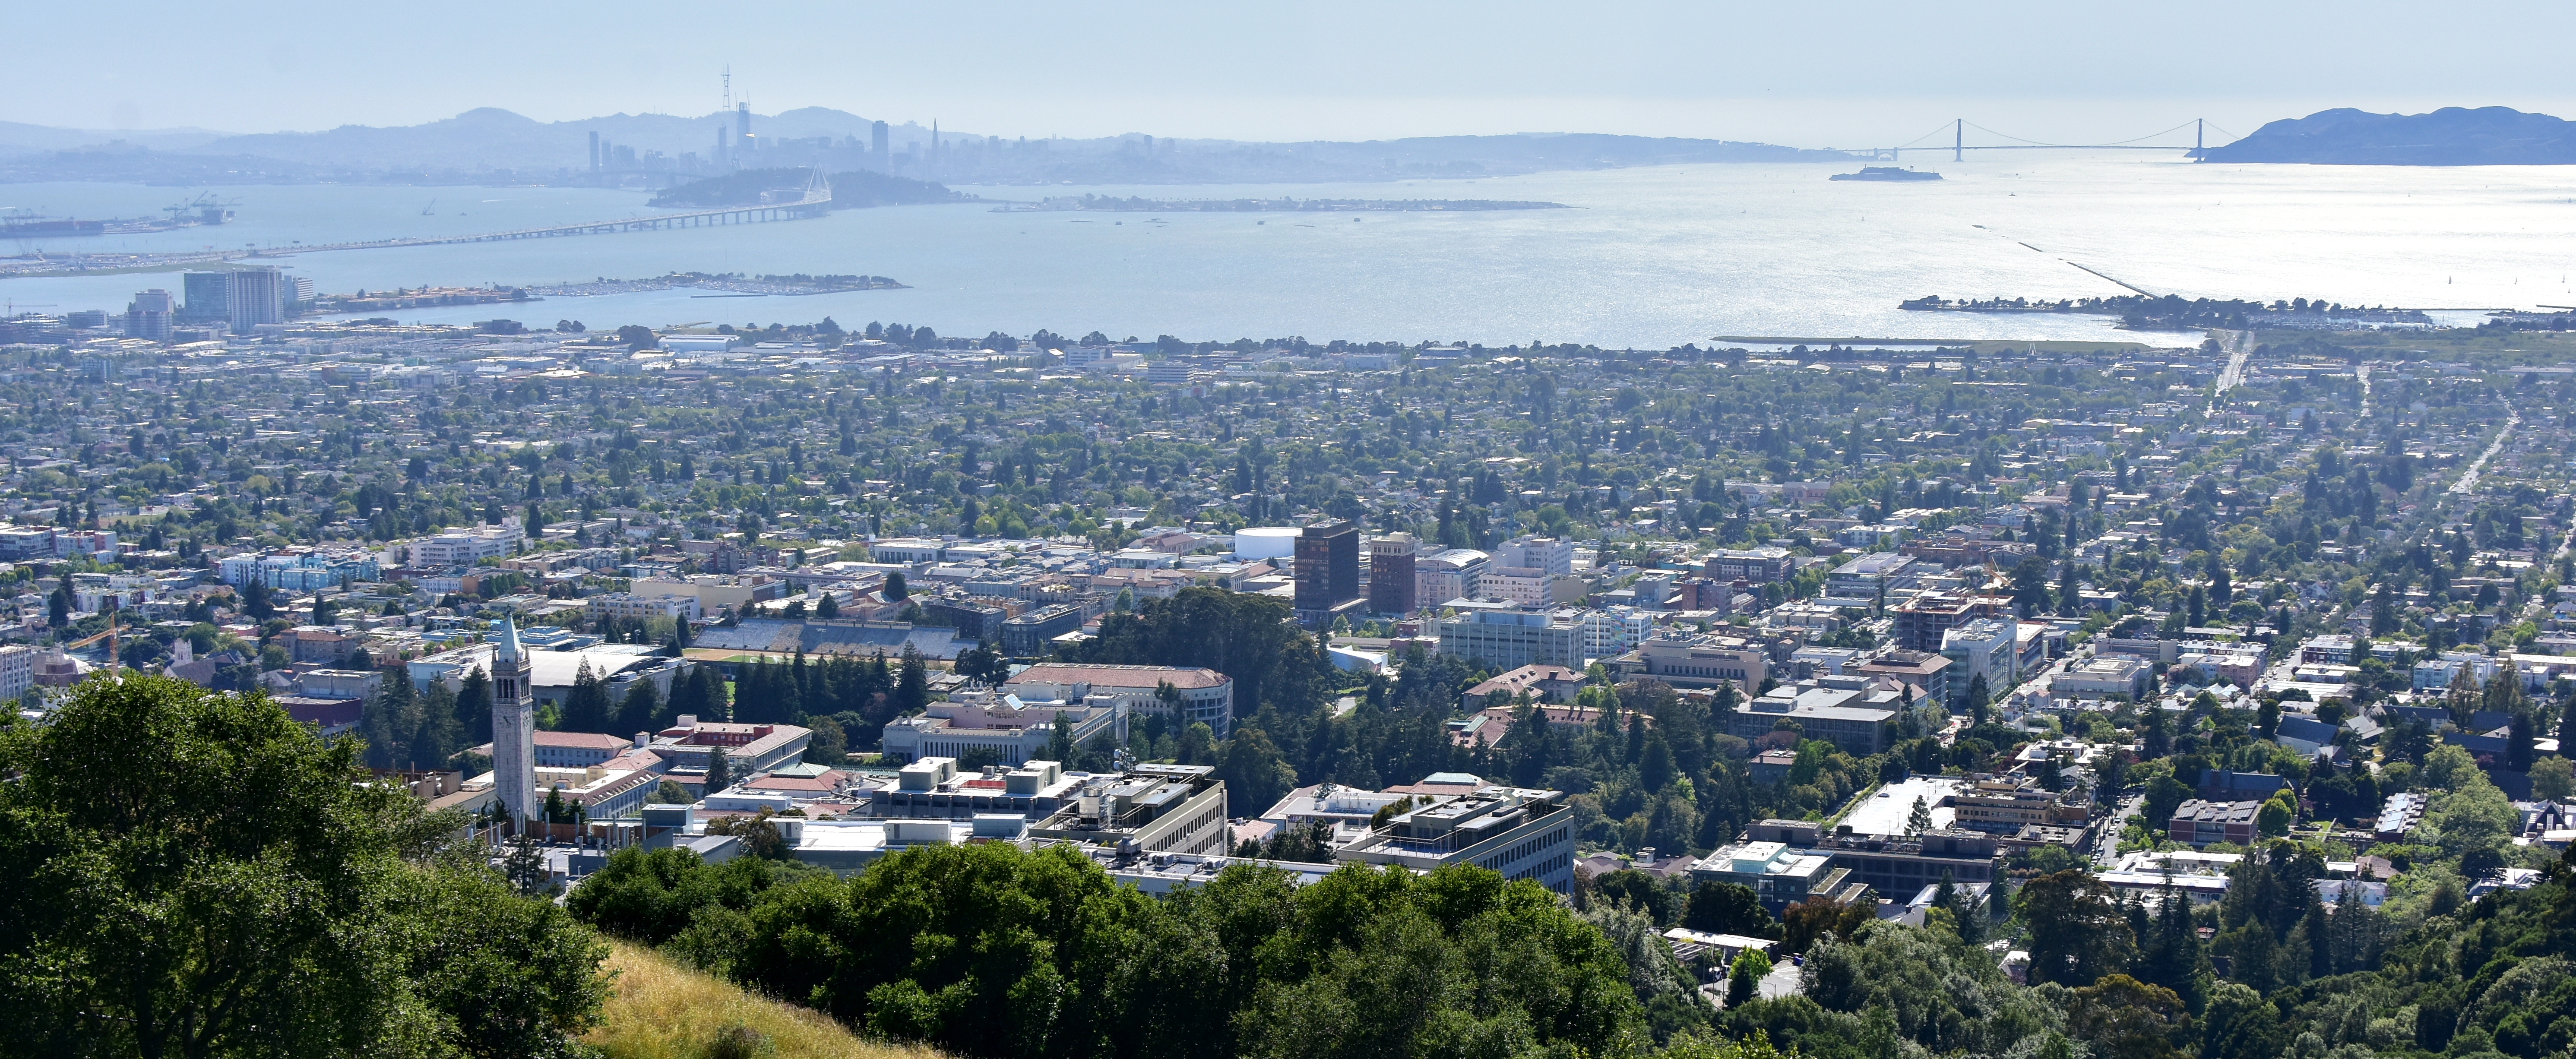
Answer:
[1948,778,2089,834]
[1416,549,1491,607]
[2053,656,2154,699]
[1703,547,1794,585]
[1495,535,1576,577]
[859,756,1083,820]
[867,538,949,564]
[1722,686,1899,754]
[218,549,381,592]
[1688,832,1844,913]
[1828,553,1917,600]
[1856,650,1951,706]
[1613,633,1769,691]
[644,716,814,776]
[2168,799,2261,847]
[1025,763,1231,857]
[878,691,1120,765]
[628,573,785,614]
[1578,607,1658,658]
[1893,593,2016,653]
[1434,602,1586,670]
[1000,603,1084,657]
[1007,662,1234,739]
[585,592,703,623]
[1332,785,1576,893]
[1463,663,1589,705]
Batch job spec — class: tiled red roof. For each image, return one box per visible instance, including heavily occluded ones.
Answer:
[535,731,638,750]
[743,775,834,792]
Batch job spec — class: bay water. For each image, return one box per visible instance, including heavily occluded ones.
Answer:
[8,153,2576,348]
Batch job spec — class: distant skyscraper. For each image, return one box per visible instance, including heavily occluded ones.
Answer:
[125,288,172,341]
[1368,534,1421,616]
[871,120,889,171]
[588,130,600,172]
[489,617,537,826]
[737,102,752,156]
[225,267,284,329]
[1295,520,1361,627]
[180,271,230,326]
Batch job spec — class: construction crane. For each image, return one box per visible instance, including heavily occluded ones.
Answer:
[58,610,125,676]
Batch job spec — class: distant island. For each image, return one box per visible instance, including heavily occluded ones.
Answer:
[2199,106,2576,165]
[649,168,973,210]
[991,194,1570,213]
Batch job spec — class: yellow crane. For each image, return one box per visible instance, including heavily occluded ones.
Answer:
[58,610,123,676]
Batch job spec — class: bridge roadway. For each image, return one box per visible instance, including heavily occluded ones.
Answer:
[278,177,833,256]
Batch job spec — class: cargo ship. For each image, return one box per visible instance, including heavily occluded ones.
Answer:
[1829,167,1942,182]
[0,194,236,239]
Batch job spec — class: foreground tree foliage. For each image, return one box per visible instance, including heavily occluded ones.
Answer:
[0,675,608,1059]
[576,840,1648,1059]
[563,776,2576,1059]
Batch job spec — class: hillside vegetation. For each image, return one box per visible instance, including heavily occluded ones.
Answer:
[589,940,946,1059]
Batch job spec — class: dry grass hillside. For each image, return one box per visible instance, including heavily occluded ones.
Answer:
[586,940,949,1059]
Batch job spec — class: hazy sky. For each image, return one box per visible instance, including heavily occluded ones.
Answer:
[22,1,2576,149]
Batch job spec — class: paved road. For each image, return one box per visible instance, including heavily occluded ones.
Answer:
[2095,793,2142,868]
[1759,959,1804,1001]
[2207,330,2253,412]
[2448,402,2520,496]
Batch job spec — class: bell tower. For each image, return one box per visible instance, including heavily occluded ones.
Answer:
[489,616,537,828]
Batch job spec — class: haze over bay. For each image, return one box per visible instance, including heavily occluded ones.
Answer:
[12,152,2576,345]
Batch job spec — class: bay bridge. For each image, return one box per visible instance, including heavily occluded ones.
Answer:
[1858,119,2246,161]
[283,170,834,256]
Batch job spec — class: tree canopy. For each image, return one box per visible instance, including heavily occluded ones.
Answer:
[0,675,608,1059]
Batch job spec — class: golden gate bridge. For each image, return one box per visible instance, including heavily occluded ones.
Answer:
[1860,118,2247,161]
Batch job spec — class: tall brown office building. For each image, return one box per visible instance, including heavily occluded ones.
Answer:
[1368,534,1419,616]
[1294,519,1362,628]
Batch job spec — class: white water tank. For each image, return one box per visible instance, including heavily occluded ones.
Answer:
[1234,525,1301,560]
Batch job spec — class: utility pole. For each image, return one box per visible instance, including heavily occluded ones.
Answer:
[1954,118,1963,163]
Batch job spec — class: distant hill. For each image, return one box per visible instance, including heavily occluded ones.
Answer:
[2200,106,2576,165]
[199,107,887,171]
[0,106,1858,186]
[0,121,230,157]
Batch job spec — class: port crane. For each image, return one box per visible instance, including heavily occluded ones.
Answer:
[165,193,240,224]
